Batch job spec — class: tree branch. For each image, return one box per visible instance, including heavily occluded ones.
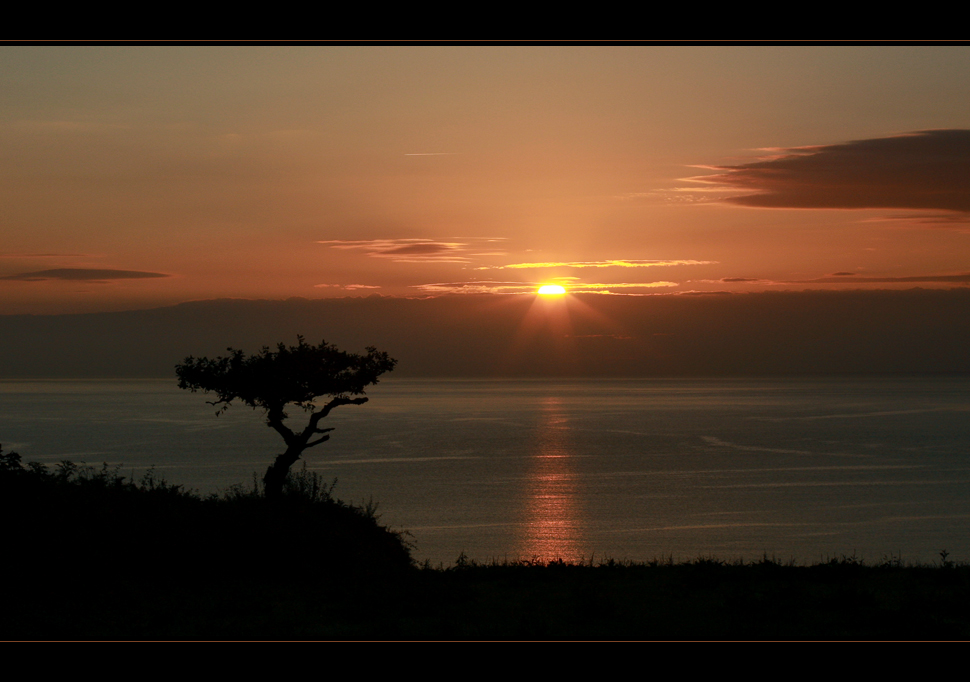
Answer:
[205,397,234,415]
[320,396,368,419]
[305,434,331,448]
[305,396,368,432]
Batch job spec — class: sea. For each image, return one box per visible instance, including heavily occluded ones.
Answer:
[2,377,969,566]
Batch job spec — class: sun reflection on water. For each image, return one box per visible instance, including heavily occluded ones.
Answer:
[516,396,586,562]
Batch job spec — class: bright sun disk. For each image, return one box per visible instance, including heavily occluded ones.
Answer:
[537,284,566,295]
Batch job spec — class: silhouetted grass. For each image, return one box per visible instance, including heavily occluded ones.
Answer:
[410,553,970,640]
[3,444,970,640]
[0,445,413,639]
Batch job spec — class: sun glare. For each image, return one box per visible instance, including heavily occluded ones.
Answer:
[538,284,567,296]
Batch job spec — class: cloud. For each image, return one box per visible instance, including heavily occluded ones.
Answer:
[690,278,784,286]
[412,280,679,295]
[319,239,471,263]
[0,269,170,282]
[566,282,678,293]
[790,273,970,284]
[565,334,634,340]
[860,212,970,231]
[695,130,970,218]
[698,272,970,286]
[479,259,715,270]
[0,253,97,259]
[615,189,729,205]
[412,281,538,295]
[314,284,381,290]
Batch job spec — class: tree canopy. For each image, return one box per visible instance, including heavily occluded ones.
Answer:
[176,337,396,498]
[176,337,395,416]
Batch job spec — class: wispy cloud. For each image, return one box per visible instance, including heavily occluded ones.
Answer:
[411,280,678,295]
[411,281,538,295]
[479,259,715,270]
[860,212,970,231]
[691,278,778,285]
[566,282,678,293]
[614,189,731,205]
[0,253,97,259]
[698,273,970,286]
[789,273,970,284]
[313,283,381,290]
[691,130,970,221]
[319,239,470,263]
[0,269,170,282]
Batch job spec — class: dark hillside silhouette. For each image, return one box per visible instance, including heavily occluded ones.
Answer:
[5,445,970,639]
[0,445,413,638]
[176,337,396,499]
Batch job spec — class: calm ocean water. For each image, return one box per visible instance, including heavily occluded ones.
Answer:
[2,377,969,565]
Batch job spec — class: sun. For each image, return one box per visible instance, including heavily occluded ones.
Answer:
[537,284,567,296]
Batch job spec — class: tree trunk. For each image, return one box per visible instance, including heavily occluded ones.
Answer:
[263,446,303,500]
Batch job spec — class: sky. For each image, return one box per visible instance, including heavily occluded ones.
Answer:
[3,46,970,315]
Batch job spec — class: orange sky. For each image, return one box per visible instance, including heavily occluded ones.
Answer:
[3,46,970,314]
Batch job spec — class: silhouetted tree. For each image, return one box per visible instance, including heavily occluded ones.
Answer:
[176,337,396,499]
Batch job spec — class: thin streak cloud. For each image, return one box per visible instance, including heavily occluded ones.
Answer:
[319,239,470,263]
[567,282,678,292]
[0,269,170,282]
[479,259,715,270]
[412,280,679,295]
[412,281,538,295]
[0,253,98,259]
[790,273,970,284]
[314,284,382,290]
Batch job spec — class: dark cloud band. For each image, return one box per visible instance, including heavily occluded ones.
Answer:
[0,269,170,282]
[794,273,970,284]
[703,130,970,215]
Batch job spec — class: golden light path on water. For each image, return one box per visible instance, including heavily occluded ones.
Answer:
[516,396,585,562]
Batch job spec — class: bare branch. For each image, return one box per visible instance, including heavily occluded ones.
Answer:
[303,397,369,437]
[313,396,369,421]
[305,435,332,448]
